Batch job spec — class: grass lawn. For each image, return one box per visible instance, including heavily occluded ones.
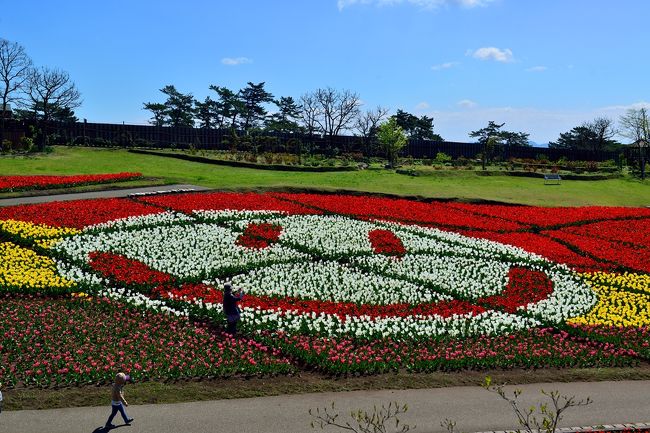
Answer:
[0,146,648,206]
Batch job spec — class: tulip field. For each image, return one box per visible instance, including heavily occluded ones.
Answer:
[1,191,649,388]
[0,173,143,192]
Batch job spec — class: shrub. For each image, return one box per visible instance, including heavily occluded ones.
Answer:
[1,139,12,153]
[20,136,34,153]
[435,152,453,165]
[585,161,599,172]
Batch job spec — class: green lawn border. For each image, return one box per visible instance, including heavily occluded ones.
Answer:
[127,148,359,172]
[3,365,650,411]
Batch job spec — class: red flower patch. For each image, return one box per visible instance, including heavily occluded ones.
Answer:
[236,223,283,249]
[478,267,554,313]
[368,229,406,257]
[157,283,486,320]
[0,172,142,192]
[89,252,175,287]
[446,202,650,227]
[0,198,163,229]
[546,229,650,273]
[272,193,526,231]
[563,218,650,249]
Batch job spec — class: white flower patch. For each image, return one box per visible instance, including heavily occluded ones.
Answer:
[522,267,597,323]
[216,261,451,305]
[56,261,106,288]
[351,254,511,299]
[56,223,308,279]
[240,215,387,258]
[237,305,540,339]
[84,211,193,232]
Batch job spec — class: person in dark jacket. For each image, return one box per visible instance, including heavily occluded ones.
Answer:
[223,282,244,335]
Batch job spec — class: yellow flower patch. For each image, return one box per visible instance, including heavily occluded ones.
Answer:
[569,272,650,327]
[581,271,650,294]
[0,219,80,242]
[33,238,64,249]
[0,242,76,292]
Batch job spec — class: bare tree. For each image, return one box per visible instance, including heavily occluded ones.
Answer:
[355,105,389,138]
[299,92,321,137]
[619,107,649,179]
[26,67,82,150]
[620,108,649,143]
[313,87,362,139]
[0,38,33,144]
[355,105,389,154]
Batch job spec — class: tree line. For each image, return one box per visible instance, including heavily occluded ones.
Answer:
[142,83,444,149]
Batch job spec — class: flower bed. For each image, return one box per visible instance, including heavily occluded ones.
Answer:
[444,202,650,227]
[136,191,319,215]
[271,193,526,231]
[458,231,608,273]
[1,191,649,381]
[255,328,637,375]
[0,172,142,192]
[546,230,650,273]
[0,198,163,229]
[0,294,293,388]
[562,219,650,249]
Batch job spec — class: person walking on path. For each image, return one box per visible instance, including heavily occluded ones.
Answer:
[105,372,134,429]
[223,282,245,335]
[0,382,4,414]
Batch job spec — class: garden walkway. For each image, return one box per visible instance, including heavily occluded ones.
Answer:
[0,184,210,207]
[1,380,649,433]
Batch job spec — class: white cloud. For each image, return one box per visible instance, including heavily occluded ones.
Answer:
[457,99,478,108]
[431,61,459,71]
[337,0,493,11]
[415,101,431,110]
[221,57,253,66]
[468,47,514,63]
[526,66,547,72]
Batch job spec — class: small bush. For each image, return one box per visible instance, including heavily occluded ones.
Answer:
[1,139,12,153]
[435,152,452,165]
[585,161,599,172]
[20,136,34,152]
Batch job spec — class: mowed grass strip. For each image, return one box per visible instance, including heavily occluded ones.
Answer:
[4,366,650,411]
[0,147,648,207]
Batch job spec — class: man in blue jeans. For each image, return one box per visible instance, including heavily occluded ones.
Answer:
[105,372,134,428]
[223,282,245,335]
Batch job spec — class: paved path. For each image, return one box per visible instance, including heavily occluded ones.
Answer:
[1,380,649,433]
[0,184,210,207]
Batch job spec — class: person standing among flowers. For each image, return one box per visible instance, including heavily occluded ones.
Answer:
[223,282,245,335]
[105,372,134,428]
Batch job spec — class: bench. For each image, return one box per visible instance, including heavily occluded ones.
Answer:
[544,173,561,185]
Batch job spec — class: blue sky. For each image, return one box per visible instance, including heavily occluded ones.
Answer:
[2,0,648,143]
